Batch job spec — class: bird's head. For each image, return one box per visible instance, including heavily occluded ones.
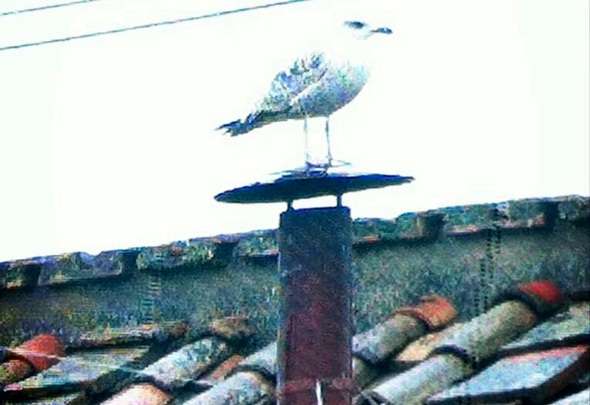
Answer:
[343,20,393,40]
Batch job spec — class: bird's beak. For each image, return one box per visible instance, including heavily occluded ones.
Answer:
[372,27,393,35]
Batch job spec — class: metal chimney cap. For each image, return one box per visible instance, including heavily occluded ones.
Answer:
[215,172,414,204]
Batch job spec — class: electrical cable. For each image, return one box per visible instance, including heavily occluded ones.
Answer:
[0,0,311,52]
[0,0,102,18]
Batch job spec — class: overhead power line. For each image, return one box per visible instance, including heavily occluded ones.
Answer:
[0,0,311,52]
[0,0,102,17]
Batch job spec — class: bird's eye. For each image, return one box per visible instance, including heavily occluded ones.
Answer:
[344,21,366,29]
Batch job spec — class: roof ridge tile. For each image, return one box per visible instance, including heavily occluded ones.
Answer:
[1,195,587,290]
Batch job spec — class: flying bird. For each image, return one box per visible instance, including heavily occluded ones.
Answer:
[217,20,393,171]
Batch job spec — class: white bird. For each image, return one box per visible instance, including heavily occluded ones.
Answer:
[217,20,393,171]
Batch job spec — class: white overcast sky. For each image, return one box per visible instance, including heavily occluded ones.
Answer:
[0,0,588,261]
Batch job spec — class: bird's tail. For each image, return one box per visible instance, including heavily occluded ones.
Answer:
[216,110,281,136]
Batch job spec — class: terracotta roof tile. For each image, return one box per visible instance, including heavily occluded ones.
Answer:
[98,317,252,402]
[1,357,35,388]
[73,321,188,349]
[232,342,277,381]
[500,302,590,356]
[394,323,464,369]
[208,316,254,344]
[503,279,565,316]
[353,296,457,365]
[431,300,537,364]
[394,295,457,331]
[357,354,472,405]
[183,371,274,405]
[138,337,232,392]
[3,346,159,401]
[10,334,65,373]
[352,314,427,365]
[101,383,171,405]
[428,345,590,404]
[198,354,245,385]
[1,335,65,387]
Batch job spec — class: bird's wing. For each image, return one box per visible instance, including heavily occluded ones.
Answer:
[258,52,329,113]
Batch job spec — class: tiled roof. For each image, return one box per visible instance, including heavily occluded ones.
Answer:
[1,195,588,403]
[358,282,588,405]
[1,282,588,404]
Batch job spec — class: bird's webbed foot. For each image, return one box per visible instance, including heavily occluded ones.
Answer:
[329,159,351,167]
[304,161,331,175]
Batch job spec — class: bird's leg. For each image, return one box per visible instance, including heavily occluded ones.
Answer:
[325,116,333,168]
[304,115,312,171]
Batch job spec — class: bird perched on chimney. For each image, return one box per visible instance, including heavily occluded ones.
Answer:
[217,20,393,172]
